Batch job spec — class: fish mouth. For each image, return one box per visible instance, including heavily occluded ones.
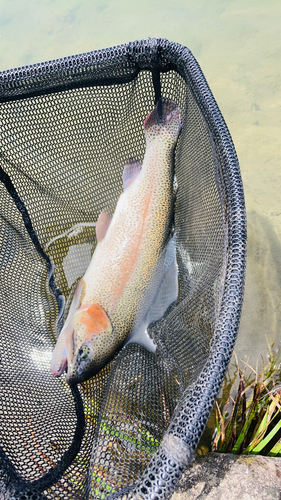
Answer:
[66,369,89,386]
[52,357,68,378]
[64,328,76,383]
[65,371,75,385]
[50,324,73,379]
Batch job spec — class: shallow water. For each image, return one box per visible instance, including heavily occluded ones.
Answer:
[0,0,280,439]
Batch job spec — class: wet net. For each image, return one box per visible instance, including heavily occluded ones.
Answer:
[0,38,246,499]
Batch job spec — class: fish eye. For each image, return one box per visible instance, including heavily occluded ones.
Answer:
[78,344,91,360]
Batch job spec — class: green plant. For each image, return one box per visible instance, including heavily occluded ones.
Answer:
[213,351,281,456]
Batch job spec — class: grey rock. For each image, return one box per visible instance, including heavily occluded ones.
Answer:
[172,453,281,500]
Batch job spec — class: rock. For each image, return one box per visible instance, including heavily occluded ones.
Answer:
[172,453,281,500]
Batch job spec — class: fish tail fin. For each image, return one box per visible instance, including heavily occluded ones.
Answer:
[144,98,180,130]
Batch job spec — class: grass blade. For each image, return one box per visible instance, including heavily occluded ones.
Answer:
[250,418,281,454]
[268,439,281,457]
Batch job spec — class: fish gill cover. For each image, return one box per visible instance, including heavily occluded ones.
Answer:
[0,38,246,499]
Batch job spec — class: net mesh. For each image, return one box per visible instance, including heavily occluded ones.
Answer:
[0,38,246,499]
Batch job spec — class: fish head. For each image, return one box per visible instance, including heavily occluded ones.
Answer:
[144,98,182,145]
[51,303,118,385]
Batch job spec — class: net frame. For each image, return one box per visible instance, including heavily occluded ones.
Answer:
[0,38,246,500]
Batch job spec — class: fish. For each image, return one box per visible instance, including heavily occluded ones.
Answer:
[50,98,181,385]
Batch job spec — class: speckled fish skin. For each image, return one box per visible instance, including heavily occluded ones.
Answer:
[50,98,181,385]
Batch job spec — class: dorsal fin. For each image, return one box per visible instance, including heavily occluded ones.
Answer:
[122,159,142,190]
[96,210,112,242]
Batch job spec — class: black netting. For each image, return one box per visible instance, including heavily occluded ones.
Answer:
[0,38,246,499]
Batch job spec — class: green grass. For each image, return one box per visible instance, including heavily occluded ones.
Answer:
[213,350,281,456]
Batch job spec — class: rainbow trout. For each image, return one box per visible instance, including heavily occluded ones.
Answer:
[51,98,181,385]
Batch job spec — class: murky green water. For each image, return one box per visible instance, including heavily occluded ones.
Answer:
[1,0,280,422]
